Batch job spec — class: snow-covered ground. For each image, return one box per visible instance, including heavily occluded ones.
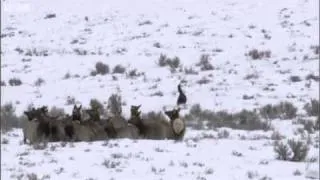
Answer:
[1,0,319,179]
[1,128,319,180]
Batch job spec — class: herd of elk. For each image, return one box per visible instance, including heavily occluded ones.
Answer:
[22,83,187,145]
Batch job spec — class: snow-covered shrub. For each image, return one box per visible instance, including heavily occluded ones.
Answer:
[157,54,181,70]
[108,94,123,117]
[247,49,271,60]
[289,75,302,82]
[1,103,21,132]
[274,141,291,161]
[94,61,109,75]
[274,139,309,162]
[288,139,309,162]
[184,104,270,130]
[8,78,22,86]
[184,67,199,75]
[34,77,45,87]
[196,54,214,71]
[259,101,297,120]
[304,99,319,117]
[112,64,126,74]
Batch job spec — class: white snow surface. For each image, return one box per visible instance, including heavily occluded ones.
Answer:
[1,0,319,179]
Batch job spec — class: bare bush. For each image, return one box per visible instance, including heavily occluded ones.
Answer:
[153,42,162,48]
[90,99,104,111]
[232,150,243,157]
[184,104,270,131]
[65,96,76,105]
[243,94,254,100]
[127,69,143,78]
[293,169,302,176]
[158,54,168,67]
[95,61,109,75]
[247,171,259,179]
[310,45,319,55]
[169,57,181,69]
[305,74,319,82]
[108,94,122,117]
[289,75,302,82]
[25,48,49,56]
[102,159,120,169]
[63,72,71,79]
[90,71,98,76]
[1,81,6,86]
[113,65,126,74]
[139,20,152,26]
[259,101,297,120]
[274,141,292,161]
[278,102,297,119]
[44,13,56,19]
[299,119,316,134]
[184,104,212,129]
[89,98,106,117]
[232,110,270,131]
[204,168,214,175]
[33,142,48,150]
[8,78,22,86]
[217,129,230,139]
[1,103,21,132]
[150,91,164,97]
[157,54,181,70]
[176,29,187,35]
[197,77,211,85]
[288,139,309,162]
[184,67,199,75]
[34,78,45,87]
[247,49,271,60]
[304,99,319,116]
[73,48,87,56]
[244,73,259,80]
[259,104,278,119]
[274,139,309,162]
[196,54,214,71]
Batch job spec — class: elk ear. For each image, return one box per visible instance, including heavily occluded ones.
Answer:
[73,104,77,109]
[138,105,141,109]
[79,105,82,109]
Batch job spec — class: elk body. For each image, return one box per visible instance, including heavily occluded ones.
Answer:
[105,115,140,139]
[128,106,186,140]
[23,108,41,144]
[21,102,186,144]
[65,105,106,142]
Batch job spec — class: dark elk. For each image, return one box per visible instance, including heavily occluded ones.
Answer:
[177,83,187,108]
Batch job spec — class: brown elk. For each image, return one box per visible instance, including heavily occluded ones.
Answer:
[128,106,186,140]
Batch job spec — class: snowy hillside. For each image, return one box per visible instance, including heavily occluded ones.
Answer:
[1,0,319,179]
[1,0,319,115]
